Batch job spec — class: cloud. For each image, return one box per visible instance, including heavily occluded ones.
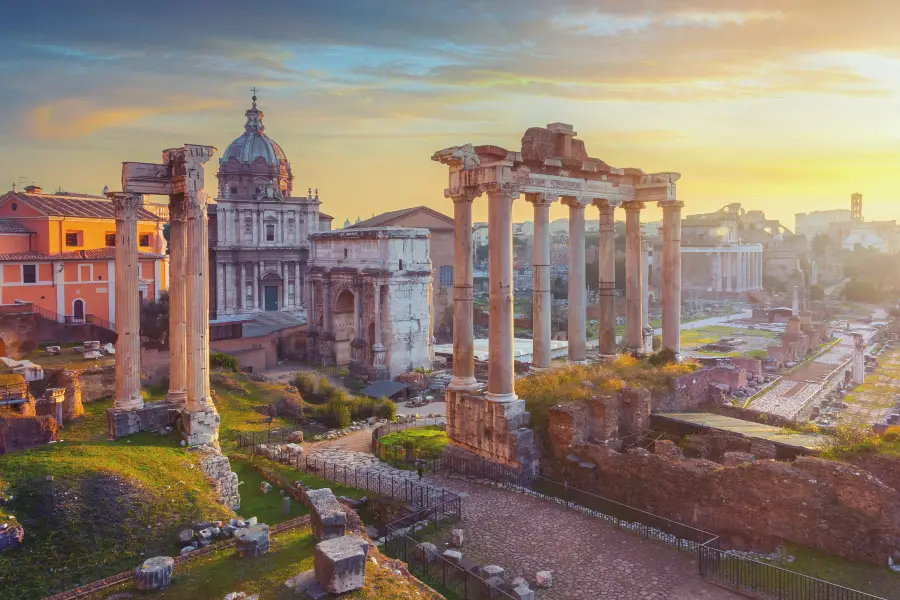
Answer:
[26,97,228,140]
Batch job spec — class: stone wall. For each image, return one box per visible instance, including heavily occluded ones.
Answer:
[548,387,651,458]
[0,411,58,454]
[445,390,538,469]
[197,449,241,511]
[557,443,900,565]
[0,311,37,359]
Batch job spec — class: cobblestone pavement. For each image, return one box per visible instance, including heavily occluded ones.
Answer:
[432,477,743,600]
[304,447,438,483]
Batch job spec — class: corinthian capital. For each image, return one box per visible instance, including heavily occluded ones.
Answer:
[185,190,210,219]
[525,192,557,206]
[481,181,520,200]
[110,192,144,220]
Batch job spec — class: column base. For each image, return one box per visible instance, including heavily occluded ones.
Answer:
[107,402,179,440]
[165,389,187,407]
[566,359,589,366]
[529,365,552,374]
[449,375,479,391]
[182,409,221,448]
[484,391,518,403]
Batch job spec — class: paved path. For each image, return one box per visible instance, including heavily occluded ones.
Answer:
[434,477,743,600]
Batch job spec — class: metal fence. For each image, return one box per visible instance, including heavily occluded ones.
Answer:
[698,539,886,600]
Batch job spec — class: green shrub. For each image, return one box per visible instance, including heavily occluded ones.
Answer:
[329,398,351,429]
[210,351,239,372]
[293,373,318,397]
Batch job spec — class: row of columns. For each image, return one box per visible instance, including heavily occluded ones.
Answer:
[215,260,303,314]
[110,145,219,446]
[449,186,683,402]
[712,249,763,292]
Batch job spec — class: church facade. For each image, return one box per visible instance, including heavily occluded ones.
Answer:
[209,94,332,319]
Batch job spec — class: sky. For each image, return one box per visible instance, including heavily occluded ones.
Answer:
[1,1,900,229]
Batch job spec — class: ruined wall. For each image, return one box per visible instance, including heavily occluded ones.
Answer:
[547,388,650,457]
[197,449,241,511]
[0,411,58,454]
[558,444,900,565]
[445,390,538,468]
[0,312,37,359]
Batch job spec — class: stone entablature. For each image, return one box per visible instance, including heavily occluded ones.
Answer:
[305,228,433,379]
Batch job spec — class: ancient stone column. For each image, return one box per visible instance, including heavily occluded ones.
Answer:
[563,196,587,364]
[852,332,866,384]
[596,201,616,355]
[527,193,554,371]
[449,192,479,391]
[216,262,225,314]
[320,277,335,365]
[660,201,683,355]
[306,277,318,361]
[726,251,734,292]
[281,261,289,309]
[182,145,219,447]
[166,194,187,407]
[111,192,144,416]
[623,201,645,350]
[371,282,387,379]
[641,240,651,353]
[485,184,519,402]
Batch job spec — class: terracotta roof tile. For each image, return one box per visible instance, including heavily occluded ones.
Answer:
[0,219,32,234]
[0,249,165,262]
[0,192,161,221]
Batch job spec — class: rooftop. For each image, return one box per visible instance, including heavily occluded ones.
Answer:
[0,191,161,221]
[347,206,453,230]
[0,248,166,262]
[0,219,32,234]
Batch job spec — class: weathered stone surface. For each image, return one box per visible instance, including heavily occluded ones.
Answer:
[451,528,464,548]
[535,570,553,588]
[106,401,178,439]
[0,521,25,552]
[287,430,304,443]
[511,585,534,600]
[444,391,538,469]
[314,535,369,594]
[223,593,259,600]
[306,488,347,541]
[723,452,756,467]
[0,413,57,455]
[198,449,241,510]
[234,524,270,557]
[443,549,462,563]
[133,556,174,590]
[653,440,683,460]
[416,542,439,563]
[177,528,194,544]
[481,565,505,580]
[180,546,195,556]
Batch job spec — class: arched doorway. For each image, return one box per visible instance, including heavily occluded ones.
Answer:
[73,299,85,323]
[260,271,282,311]
[333,290,355,365]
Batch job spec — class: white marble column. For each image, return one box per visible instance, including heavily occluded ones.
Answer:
[294,263,302,309]
[371,282,386,377]
[596,201,616,355]
[739,251,746,292]
[726,251,734,292]
[166,193,187,406]
[711,252,720,292]
[660,201,683,355]
[216,262,225,314]
[111,192,144,416]
[281,261,288,310]
[321,277,334,364]
[623,201,645,350]
[225,263,236,312]
[251,263,259,309]
[563,196,587,363]
[527,193,553,371]
[182,145,218,447]
[449,192,478,391]
[641,240,651,353]
[486,185,518,402]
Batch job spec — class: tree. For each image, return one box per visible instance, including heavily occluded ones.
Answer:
[475,244,489,265]
[551,276,568,299]
[140,292,169,345]
[811,233,831,258]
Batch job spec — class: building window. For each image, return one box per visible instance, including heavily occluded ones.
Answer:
[230,186,238,196]
[439,265,453,287]
[105,233,116,247]
[23,264,36,284]
[266,224,275,241]
[139,234,150,247]
[65,232,80,246]
[399,259,404,270]
[344,248,349,258]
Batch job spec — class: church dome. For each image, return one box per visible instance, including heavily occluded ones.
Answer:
[220,94,289,168]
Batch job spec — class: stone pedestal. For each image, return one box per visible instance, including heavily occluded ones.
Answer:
[314,535,369,594]
[107,401,179,439]
[234,523,270,557]
[445,389,538,469]
[134,556,174,590]
[182,409,221,447]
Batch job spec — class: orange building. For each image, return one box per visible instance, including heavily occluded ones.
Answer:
[0,186,167,324]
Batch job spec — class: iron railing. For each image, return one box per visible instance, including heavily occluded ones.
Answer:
[698,538,886,600]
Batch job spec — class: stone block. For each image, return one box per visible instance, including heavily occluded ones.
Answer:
[511,585,535,600]
[106,401,178,439]
[306,488,347,541]
[134,556,174,590]
[723,452,757,467]
[182,408,221,447]
[314,535,369,594]
[481,565,505,580]
[234,524,269,557]
[451,528,464,548]
[443,549,462,563]
[180,546,194,556]
[0,522,24,552]
[535,571,553,588]
[416,542,439,564]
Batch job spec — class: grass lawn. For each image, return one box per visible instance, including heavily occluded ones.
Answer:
[0,431,231,598]
[378,426,449,458]
[681,325,778,350]
[88,526,443,600]
[210,371,301,453]
[229,460,307,525]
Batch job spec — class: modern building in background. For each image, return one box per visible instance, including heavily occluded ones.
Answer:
[0,186,167,323]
